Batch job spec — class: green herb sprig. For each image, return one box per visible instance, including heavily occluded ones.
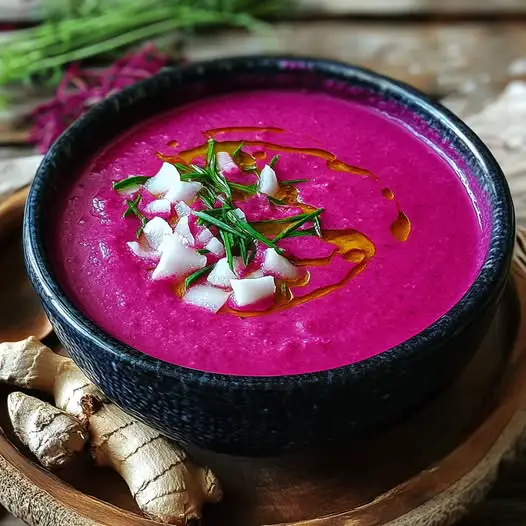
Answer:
[269,154,280,168]
[123,194,148,237]
[0,0,289,86]
[115,138,324,268]
[281,178,309,186]
[273,209,324,242]
[184,264,215,289]
[113,175,150,191]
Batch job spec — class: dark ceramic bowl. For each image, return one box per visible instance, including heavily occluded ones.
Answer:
[23,56,514,455]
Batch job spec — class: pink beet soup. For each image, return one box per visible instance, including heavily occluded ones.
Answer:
[52,90,487,375]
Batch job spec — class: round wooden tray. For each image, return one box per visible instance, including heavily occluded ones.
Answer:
[1,190,526,526]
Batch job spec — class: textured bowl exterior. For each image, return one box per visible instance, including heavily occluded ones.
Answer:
[23,57,515,455]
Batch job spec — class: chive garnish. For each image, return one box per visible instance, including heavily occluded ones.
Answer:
[184,264,215,289]
[201,205,233,216]
[281,178,309,186]
[194,210,248,238]
[205,138,232,200]
[113,175,150,191]
[313,214,322,237]
[267,195,287,206]
[232,142,244,156]
[239,238,248,265]
[114,136,326,275]
[285,228,318,238]
[191,164,207,175]
[123,194,141,218]
[226,210,282,252]
[174,162,192,173]
[255,213,311,225]
[220,230,235,271]
[273,209,324,242]
[123,194,148,238]
[228,182,258,195]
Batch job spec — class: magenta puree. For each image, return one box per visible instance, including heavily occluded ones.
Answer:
[52,90,485,375]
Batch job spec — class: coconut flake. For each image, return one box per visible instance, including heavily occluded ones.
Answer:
[232,208,246,220]
[231,276,276,307]
[127,241,160,260]
[205,236,225,257]
[262,248,299,279]
[174,216,195,245]
[144,198,171,215]
[258,164,279,197]
[152,236,206,280]
[165,181,202,204]
[197,227,214,245]
[143,216,173,250]
[144,163,180,195]
[207,257,238,287]
[175,201,192,217]
[183,285,231,313]
[217,152,237,174]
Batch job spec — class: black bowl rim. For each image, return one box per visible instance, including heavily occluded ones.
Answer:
[24,55,515,389]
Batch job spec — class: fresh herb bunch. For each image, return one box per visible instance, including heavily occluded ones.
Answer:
[0,0,289,86]
[183,139,323,270]
[119,139,324,271]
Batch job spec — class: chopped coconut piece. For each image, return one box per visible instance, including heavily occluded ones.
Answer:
[144,198,171,215]
[175,201,192,217]
[158,233,180,252]
[144,163,180,195]
[231,276,276,307]
[165,180,202,204]
[205,236,225,257]
[183,285,231,313]
[258,164,279,197]
[152,236,206,280]
[174,216,195,245]
[216,152,237,174]
[262,248,299,279]
[232,208,246,220]
[143,216,172,250]
[127,241,159,260]
[197,227,214,245]
[207,257,238,288]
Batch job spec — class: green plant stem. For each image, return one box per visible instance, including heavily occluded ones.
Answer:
[0,0,282,85]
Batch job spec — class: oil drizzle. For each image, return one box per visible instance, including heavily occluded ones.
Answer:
[391,211,411,242]
[221,229,375,318]
[205,126,285,137]
[160,139,375,179]
[161,126,410,316]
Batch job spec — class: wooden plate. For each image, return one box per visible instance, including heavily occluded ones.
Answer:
[0,187,51,343]
[0,199,525,525]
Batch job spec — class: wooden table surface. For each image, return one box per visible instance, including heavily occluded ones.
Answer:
[2,1,526,524]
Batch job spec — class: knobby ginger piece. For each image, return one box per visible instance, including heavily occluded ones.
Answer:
[0,337,222,524]
[0,337,103,421]
[88,401,221,523]
[8,391,88,469]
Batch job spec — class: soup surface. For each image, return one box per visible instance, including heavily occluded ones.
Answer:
[52,90,486,375]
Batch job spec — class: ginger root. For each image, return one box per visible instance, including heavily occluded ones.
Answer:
[8,391,88,469]
[0,337,222,524]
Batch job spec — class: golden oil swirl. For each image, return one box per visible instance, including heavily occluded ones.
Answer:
[159,126,410,316]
